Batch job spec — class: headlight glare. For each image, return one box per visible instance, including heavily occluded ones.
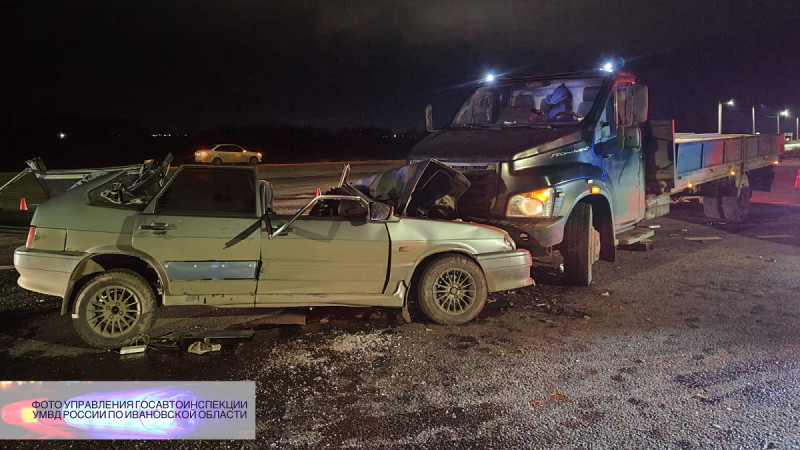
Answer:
[506,188,555,218]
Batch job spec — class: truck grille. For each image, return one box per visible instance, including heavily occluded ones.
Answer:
[446,164,499,216]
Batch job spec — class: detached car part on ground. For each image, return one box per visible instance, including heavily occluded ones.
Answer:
[14,157,532,349]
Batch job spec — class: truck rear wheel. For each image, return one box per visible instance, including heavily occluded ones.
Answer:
[721,173,751,222]
[702,189,723,219]
[562,202,600,286]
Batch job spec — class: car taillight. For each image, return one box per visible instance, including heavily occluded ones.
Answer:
[25,226,36,249]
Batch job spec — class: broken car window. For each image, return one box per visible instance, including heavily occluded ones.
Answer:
[157,167,256,215]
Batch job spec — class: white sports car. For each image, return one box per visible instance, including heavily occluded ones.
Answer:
[194,144,262,165]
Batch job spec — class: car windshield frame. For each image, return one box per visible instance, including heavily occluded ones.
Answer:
[449,76,607,129]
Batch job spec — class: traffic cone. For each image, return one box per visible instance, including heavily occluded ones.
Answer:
[795,170,800,189]
[19,197,27,210]
[316,187,321,196]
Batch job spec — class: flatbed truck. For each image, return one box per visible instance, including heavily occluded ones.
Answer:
[409,69,783,285]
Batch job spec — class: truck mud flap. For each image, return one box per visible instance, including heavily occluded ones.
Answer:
[748,166,775,192]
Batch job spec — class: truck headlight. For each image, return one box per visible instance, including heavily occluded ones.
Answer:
[506,188,555,218]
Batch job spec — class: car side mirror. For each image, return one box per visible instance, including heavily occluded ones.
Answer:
[369,202,394,222]
[259,180,274,216]
[425,104,436,133]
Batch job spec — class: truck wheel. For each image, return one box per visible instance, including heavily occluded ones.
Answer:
[72,270,157,349]
[721,173,751,223]
[417,255,487,325]
[562,202,600,286]
[702,191,723,219]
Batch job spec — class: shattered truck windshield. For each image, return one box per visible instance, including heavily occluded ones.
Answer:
[451,77,605,128]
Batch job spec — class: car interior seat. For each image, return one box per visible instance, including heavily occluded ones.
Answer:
[577,86,602,117]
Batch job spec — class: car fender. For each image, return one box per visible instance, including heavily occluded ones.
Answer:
[63,249,168,316]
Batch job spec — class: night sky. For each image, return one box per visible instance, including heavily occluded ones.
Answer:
[2,0,798,134]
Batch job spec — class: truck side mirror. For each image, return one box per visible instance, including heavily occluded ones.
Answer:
[616,126,642,149]
[632,85,648,123]
[425,104,435,132]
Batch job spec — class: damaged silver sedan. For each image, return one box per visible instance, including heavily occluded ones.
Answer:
[14,156,533,348]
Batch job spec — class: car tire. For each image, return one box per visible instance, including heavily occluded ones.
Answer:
[562,202,599,286]
[212,158,222,165]
[72,270,157,349]
[417,254,487,325]
[248,157,258,165]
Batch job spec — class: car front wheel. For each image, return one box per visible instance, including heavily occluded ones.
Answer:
[248,157,258,165]
[72,270,157,349]
[417,254,487,325]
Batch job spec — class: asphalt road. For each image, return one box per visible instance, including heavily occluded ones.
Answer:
[1,158,800,448]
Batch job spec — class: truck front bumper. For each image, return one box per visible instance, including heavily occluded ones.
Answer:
[478,217,567,251]
[14,247,84,298]
[475,249,534,292]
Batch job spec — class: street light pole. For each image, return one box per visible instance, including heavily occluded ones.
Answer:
[752,106,756,134]
[778,109,790,134]
[718,99,733,133]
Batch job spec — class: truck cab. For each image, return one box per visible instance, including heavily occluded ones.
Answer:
[410,70,650,285]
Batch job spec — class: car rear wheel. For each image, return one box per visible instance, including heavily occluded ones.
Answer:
[417,254,487,325]
[248,157,258,165]
[72,270,157,349]
[212,157,222,165]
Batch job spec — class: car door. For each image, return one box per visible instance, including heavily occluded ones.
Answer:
[257,215,390,300]
[132,165,261,305]
[215,145,230,164]
[593,83,643,227]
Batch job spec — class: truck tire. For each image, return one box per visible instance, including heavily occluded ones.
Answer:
[702,184,723,219]
[721,173,751,223]
[562,202,600,286]
[72,270,157,349]
[417,254,488,325]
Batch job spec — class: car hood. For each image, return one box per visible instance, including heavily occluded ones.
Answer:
[408,127,584,163]
[354,159,470,219]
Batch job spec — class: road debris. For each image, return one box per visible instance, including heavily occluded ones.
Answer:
[119,335,148,355]
[600,291,610,297]
[184,330,256,340]
[119,344,146,355]
[236,310,307,327]
[188,338,221,355]
[692,394,710,402]
[685,236,723,241]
